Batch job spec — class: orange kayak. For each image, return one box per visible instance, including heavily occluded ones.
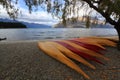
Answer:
[46,41,96,69]
[75,38,116,47]
[38,42,90,79]
[38,36,117,80]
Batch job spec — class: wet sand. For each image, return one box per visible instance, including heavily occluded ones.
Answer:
[0,41,120,80]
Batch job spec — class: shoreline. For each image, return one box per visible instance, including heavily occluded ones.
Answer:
[0,35,118,43]
[0,40,120,80]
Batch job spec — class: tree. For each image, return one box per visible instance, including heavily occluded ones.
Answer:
[82,0,120,49]
[0,0,120,48]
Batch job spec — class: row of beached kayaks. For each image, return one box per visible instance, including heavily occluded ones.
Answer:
[38,36,117,80]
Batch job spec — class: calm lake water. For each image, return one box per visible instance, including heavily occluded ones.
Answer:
[0,28,118,41]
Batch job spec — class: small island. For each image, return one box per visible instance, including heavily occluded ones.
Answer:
[0,22,27,28]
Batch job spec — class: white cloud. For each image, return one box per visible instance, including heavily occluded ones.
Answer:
[0,6,10,18]
[0,5,59,26]
[17,8,59,25]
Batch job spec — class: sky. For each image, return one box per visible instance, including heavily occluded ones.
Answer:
[0,0,59,26]
[0,0,105,26]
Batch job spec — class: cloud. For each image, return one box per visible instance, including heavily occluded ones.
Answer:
[0,6,10,18]
[17,8,59,25]
[0,4,59,26]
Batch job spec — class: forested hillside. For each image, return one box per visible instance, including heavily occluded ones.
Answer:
[0,22,27,28]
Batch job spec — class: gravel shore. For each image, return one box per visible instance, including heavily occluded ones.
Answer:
[0,41,120,80]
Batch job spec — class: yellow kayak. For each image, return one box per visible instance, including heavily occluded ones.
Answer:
[38,36,117,80]
[46,41,96,69]
[75,38,116,47]
[38,42,90,79]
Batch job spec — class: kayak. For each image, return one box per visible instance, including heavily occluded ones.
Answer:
[38,42,90,79]
[46,41,96,69]
[38,36,117,80]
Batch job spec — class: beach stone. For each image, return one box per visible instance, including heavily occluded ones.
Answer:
[0,41,120,80]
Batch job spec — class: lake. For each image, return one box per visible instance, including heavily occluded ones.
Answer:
[0,28,118,41]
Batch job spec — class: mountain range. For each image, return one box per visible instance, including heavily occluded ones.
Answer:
[0,18,114,28]
[54,20,114,28]
[0,18,52,28]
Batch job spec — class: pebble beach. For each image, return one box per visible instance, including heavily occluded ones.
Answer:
[0,41,120,80]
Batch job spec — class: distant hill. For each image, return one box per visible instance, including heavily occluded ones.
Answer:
[54,21,114,28]
[0,18,52,28]
[0,18,18,23]
[22,22,51,28]
[53,16,113,28]
[0,22,27,29]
